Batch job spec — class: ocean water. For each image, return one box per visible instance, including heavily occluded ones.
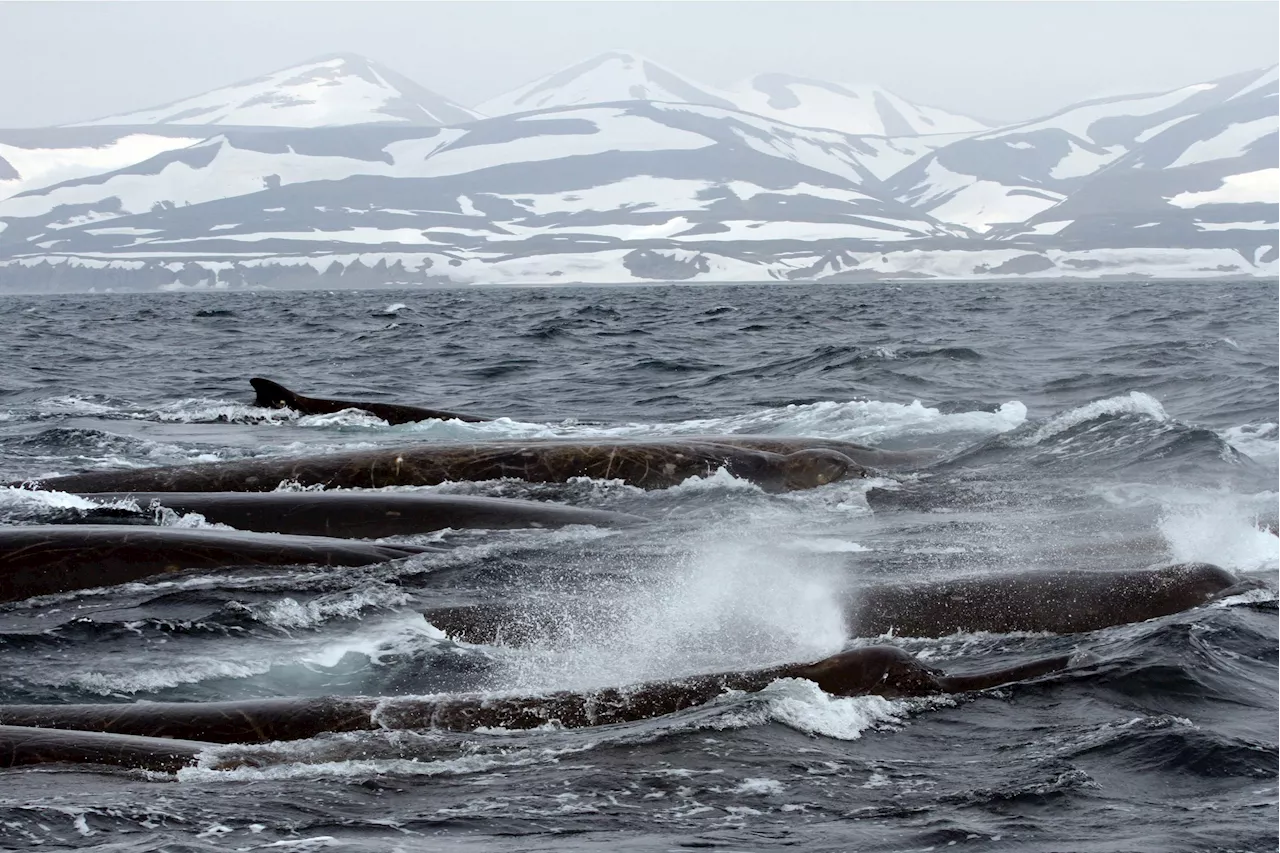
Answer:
[0,280,1276,852]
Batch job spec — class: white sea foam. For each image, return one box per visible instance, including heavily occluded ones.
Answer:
[1010,391,1168,448]
[668,467,766,494]
[727,678,908,741]
[62,658,277,695]
[34,395,115,415]
[181,733,570,782]
[246,584,412,631]
[299,613,450,668]
[661,399,1028,444]
[153,507,235,530]
[394,398,1028,445]
[734,777,786,795]
[1158,500,1280,572]
[146,399,297,424]
[1220,422,1279,467]
[0,485,133,512]
[785,538,871,553]
[294,410,392,429]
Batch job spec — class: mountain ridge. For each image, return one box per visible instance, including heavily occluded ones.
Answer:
[0,53,1273,290]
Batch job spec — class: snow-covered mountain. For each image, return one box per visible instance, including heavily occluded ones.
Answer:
[477,52,740,116]
[994,67,1278,264]
[0,127,203,201]
[71,54,480,128]
[0,57,1274,290]
[887,65,1278,234]
[478,52,991,138]
[0,102,954,262]
[728,74,989,137]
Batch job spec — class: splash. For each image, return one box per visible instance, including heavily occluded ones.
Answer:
[757,678,907,741]
[1010,391,1169,448]
[1158,500,1280,573]
[1219,422,1279,467]
[393,399,1028,444]
[495,510,853,693]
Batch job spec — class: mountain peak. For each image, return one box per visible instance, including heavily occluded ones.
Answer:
[69,54,479,128]
[476,51,738,116]
[727,73,990,136]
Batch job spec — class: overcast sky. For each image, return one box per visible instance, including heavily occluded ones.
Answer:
[1,1,1276,127]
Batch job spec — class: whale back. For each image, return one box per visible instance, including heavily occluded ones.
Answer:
[0,724,213,772]
[848,563,1245,638]
[249,377,489,424]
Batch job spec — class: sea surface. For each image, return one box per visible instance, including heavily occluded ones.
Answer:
[0,281,1276,852]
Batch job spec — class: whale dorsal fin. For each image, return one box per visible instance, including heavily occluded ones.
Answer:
[250,377,297,409]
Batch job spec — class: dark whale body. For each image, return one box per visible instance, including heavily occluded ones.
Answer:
[0,646,1071,763]
[21,441,864,494]
[0,724,219,773]
[252,377,491,424]
[81,491,647,538]
[0,525,434,603]
[421,564,1256,646]
[848,563,1258,638]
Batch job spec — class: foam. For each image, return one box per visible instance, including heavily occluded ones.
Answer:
[392,398,1028,445]
[57,658,277,695]
[0,485,133,512]
[741,677,908,741]
[1010,391,1168,447]
[734,777,786,795]
[1220,422,1279,467]
[152,507,235,530]
[245,584,412,631]
[1158,501,1280,573]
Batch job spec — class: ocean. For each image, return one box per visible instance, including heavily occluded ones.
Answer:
[0,280,1276,852]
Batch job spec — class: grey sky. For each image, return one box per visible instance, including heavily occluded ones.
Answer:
[1,1,1276,128]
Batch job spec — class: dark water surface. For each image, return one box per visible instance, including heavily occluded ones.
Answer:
[0,281,1276,852]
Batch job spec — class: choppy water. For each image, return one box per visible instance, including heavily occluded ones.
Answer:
[0,281,1276,852]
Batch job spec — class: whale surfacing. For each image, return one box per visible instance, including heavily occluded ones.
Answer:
[0,724,219,773]
[251,377,490,424]
[20,441,867,494]
[848,563,1258,638]
[80,491,648,537]
[421,564,1260,646]
[0,525,435,603]
[0,646,1072,753]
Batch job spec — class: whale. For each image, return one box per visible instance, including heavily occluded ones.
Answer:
[77,491,647,538]
[496,435,930,472]
[251,377,491,424]
[18,440,865,495]
[0,525,435,603]
[420,563,1258,646]
[846,562,1260,638]
[0,646,1071,751]
[0,724,224,773]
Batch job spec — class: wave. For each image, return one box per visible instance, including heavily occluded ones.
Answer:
[1061,714,1278,779]
[1007,392,1169,448]
[944,392,1270,485]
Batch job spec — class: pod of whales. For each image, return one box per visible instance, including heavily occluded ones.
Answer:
[252,377,491,424]
[20,440,865,494]
[0,645,1072,769]
[0,525,434,603]
[421,563,1256,646]
[80,491,647,538]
